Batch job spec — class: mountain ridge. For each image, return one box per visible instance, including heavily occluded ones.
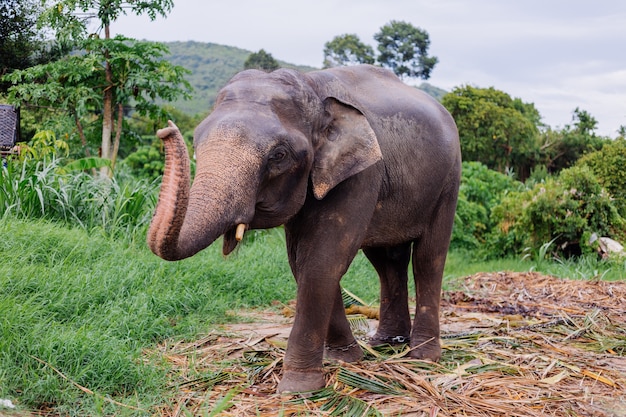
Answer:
[163,41,447,116]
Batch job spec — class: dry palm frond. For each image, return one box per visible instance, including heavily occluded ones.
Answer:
[152,272,626,417]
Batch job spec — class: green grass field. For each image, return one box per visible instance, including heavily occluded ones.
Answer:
[0,217,623,415]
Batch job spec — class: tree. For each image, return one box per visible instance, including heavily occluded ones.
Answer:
[578,137,626,217]
[38,0,179,176]
[5,36,191,168]
[0,0,67,91]
[374,20,438,80]
[538,108,606,174]
[323,34,375,68]
[442,85,541,179]
[244,49,280,72]
[6,0,191,176]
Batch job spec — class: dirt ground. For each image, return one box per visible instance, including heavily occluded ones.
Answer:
[157,271,626,416]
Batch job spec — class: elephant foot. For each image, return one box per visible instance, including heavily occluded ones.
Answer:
[408,336,441,361]
[277,368,326,394]
[324,340,363,362]
[368,333,410,347]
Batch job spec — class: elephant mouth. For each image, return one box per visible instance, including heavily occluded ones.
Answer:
[222,223,247,256]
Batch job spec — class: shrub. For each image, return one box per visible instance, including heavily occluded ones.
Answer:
[121,141,165,181]
[577,137,626,217]
[487,165,626,258]
[451,162,522,251]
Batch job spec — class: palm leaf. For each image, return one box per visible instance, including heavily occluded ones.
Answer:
[341,287,369,307]
[337,368,404,395]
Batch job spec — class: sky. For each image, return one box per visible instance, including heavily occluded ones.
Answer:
[112,0,626,136]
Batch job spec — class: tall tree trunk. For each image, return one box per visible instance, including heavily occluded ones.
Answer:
[100,23,113,177]
[110,102,123,174]
[73,113,91,157]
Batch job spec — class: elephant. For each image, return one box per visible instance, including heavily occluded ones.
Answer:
[147,64,461,393]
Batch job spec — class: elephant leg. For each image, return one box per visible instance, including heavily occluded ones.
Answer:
[279,235,362,394]
[363,244,412,346]
[324,285,363,362]
[409,195,457,361]
[278,174,379,394]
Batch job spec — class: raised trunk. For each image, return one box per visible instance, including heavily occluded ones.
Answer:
[147,121,255,261]
[147,122,192,260]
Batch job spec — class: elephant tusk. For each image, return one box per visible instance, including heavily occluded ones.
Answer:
[235,224,246,242]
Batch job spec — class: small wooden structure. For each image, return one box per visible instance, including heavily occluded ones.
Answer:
[0,104,20,158]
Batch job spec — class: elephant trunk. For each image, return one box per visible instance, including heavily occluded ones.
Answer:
[147,121,254,261]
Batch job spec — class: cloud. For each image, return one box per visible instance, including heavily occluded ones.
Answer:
[111,0,626,136]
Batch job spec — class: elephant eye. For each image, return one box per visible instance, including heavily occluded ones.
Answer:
[269,148,287,163]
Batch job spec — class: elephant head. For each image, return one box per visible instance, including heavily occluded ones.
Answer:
[147,68,382,261]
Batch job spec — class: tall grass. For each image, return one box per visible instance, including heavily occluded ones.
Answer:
[0,158,156,239]
[0,219,295,414]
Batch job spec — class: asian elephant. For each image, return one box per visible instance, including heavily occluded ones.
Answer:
[147,64,461,393]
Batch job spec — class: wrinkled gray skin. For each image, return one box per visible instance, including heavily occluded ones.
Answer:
[147,64,461,393]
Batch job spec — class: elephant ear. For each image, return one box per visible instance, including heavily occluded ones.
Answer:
[311,97,382,199]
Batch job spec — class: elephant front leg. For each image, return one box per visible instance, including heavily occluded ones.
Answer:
[324,286,363,363]
[278,273,336,393]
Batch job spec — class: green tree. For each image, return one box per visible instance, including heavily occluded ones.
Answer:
[38,0,181,176]
[538,108,606,174]
[374,20,438,80]
[578,138,626,217]
[442,85,541,179]
[0,0,67,91]
[323,34,375,68]
[5,0,191,175]
[244,49,280,72]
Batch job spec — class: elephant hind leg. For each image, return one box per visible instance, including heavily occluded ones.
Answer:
[410,194,457,361]
[363,243,412,346]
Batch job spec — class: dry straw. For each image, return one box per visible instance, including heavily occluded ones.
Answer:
[154,272,626,416]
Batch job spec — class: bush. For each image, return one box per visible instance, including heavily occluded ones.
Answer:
[487,165,626,258]
[451,162,521,251]
[577,137,626,217]
[122,141,165,181]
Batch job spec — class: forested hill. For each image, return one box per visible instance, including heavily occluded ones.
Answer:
[163,41,316,115]
[163,41,446,116]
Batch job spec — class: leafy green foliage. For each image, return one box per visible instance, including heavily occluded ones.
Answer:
[0,0,68,92]
[323,34,376,68]
[442,85,541,180]
[40,0,174,43]
[374,20,438,80]
[122,141,165,181]
[0,157,156,238]
[539,108,607,173]
[7,0,190,174]
[451,162,522,250]
[577,137,626,216]
[4,37,192,162]
[244,49,280,72]
[488,165,626,258]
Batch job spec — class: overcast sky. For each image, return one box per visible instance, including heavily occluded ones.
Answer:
[112,0,626,136]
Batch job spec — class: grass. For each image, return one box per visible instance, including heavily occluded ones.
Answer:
[0,219,294,414]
